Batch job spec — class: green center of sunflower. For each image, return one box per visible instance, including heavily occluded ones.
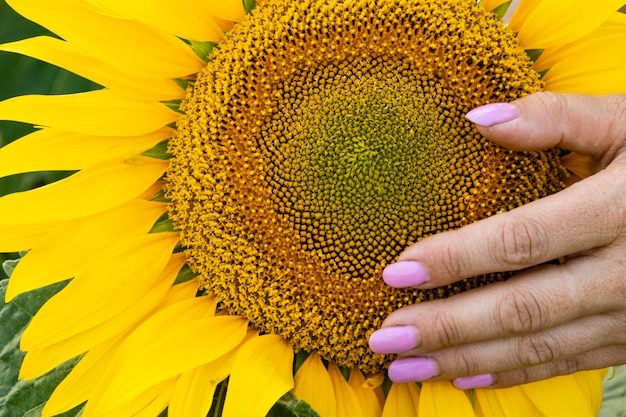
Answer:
[166,0,565,373]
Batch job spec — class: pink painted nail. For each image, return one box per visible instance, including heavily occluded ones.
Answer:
[382,261,428,288]
[453,374,495,390]
[388,357,439,383]
[465,103,519,127]
[369,326,421,354]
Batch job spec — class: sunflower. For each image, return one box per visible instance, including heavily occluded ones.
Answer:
[0,0,624,416]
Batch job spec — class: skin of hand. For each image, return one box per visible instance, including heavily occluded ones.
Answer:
[368,92,626,390]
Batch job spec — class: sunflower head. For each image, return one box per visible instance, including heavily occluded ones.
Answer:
[166,0,565,372]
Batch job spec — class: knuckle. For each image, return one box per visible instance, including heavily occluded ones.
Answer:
[495,288,546,335]
[450,349,479,376]
[516,334,561,367]
[438,235,465,280]
[494,215,547,268]
[553,357,582,376]
[430,309,464,348]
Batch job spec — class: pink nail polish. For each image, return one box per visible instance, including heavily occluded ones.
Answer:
[453,374,495,390]
[382,261,428,288]
[388,357,439,383]
[369,326,421,354]
[465,103,519,127]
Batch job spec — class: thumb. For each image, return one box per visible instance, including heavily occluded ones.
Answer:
[465,92,626,161]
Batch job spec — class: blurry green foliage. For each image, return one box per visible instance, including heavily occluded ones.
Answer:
[0,0,100,276]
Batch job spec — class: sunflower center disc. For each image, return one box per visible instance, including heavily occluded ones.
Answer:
[167,0,565,372]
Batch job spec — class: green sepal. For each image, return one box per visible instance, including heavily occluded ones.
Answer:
[525,48,544,63]
[243,0,256,14]
[162,100,184,114]
[173,78,192,91]
[0,259,82,417]
[150,189,170,203]
[190,41,218,62]
[266,392,320,417]
[173,264,198,285]
[150,213,176,233]
[207,379,228,417]
[293,350,309,374]
[142,140,172,160]
[537,68,550,79]
[491,1,512,19]
[381,375,393,396]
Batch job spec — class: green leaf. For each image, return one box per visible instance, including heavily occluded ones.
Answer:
[491,1,512,20]
[0,263,82,417]
[266,393,320,417]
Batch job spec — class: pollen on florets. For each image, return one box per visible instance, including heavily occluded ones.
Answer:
[166,0,564,372]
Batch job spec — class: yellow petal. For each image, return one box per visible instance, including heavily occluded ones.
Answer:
[0,90,179,136]
[509,0,624,49]
[538,13,626,95]
[492,385,543,416]
[6,0,203,78]
[418,381,475,417]
[87,0,225,42]
[561,152,595,180]
[520,374,597,416]
[474,389,507,417]
[574,370,606,415]
[43,336,123,417]
[199,0,247,22]
[0,127,172,179]
[222,334,294,417]
[328,363,364,417]
[348,369,383,417]
[169,329,258,417]
[86,300,248,416]
[381,383,420,417]
[0,222,55,252]
[482,0,509,13]
[0,156,167,225]
[6,200,166,300]
[89,379,175,417]
[124,380,174,417]
[20,254,186,379]
[21,233,179,351]
[0,37,184,101]
[293,353,336,417]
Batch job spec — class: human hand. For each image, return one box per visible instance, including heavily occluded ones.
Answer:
[368,92,626,389]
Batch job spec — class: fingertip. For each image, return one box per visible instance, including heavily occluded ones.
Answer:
[465,102,520,127]
[382,261,430,288]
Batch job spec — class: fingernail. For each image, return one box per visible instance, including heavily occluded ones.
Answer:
[382,261,429,288]
[388,357,439,383]
[369,326,421,354]
[465,103,519,127]
[453,374,495,390]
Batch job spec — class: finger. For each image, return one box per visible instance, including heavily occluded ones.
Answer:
[395,309,625,383]
[374,253,624,354]
[391,163,625,288]
[466,92,626,162]
[489,345,626,388]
